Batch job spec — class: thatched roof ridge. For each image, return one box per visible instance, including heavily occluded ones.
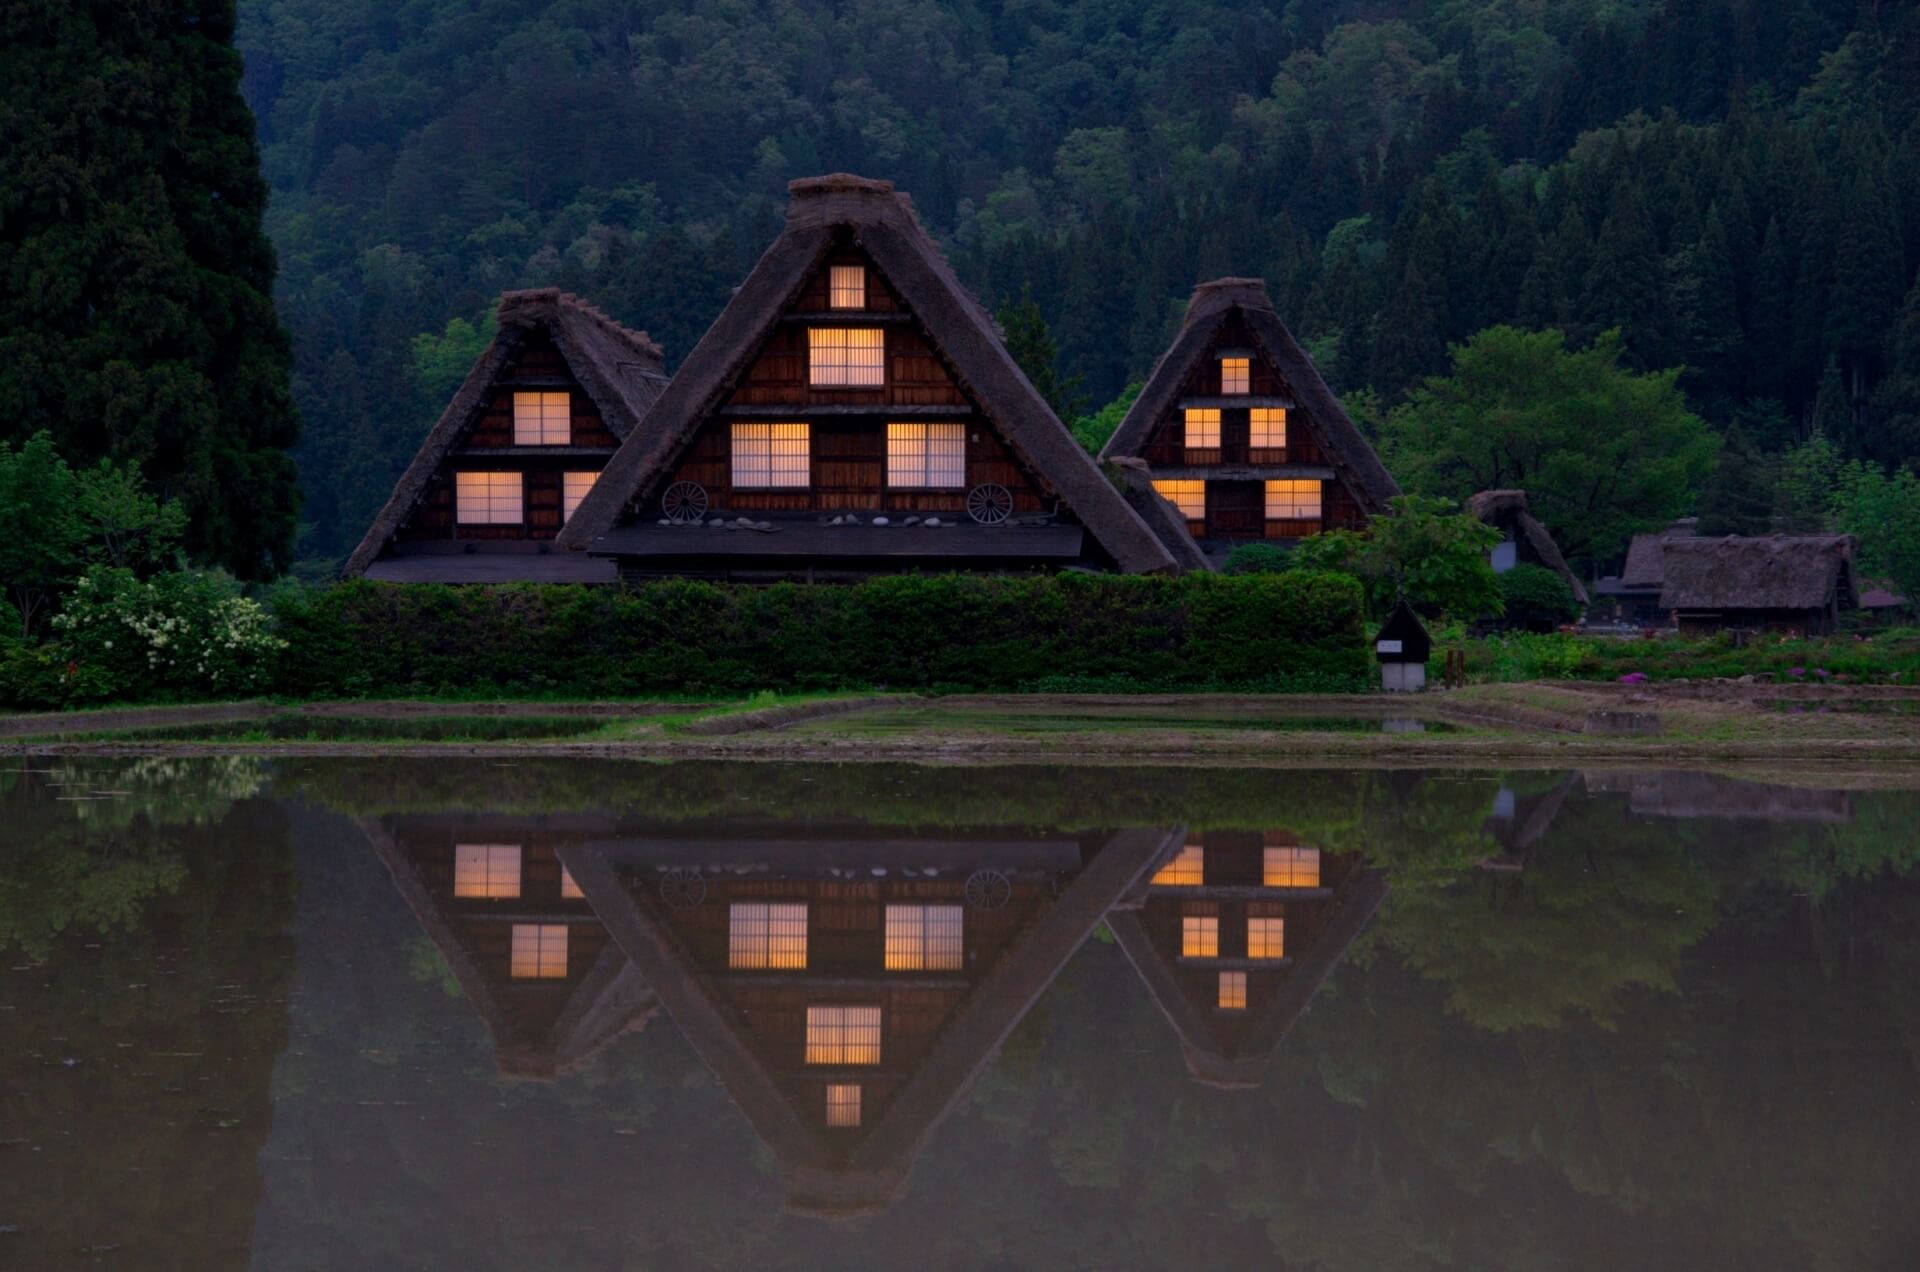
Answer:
[1099,277,1400,513]
[1658,534,1857,611]
[1620,518,1699,589]
[342,289,670,577]
[1468,489,1590,606]
[559,174,1177,573]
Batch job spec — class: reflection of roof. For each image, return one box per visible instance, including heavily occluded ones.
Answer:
[1468,489,1590,606]
[589,520,1085,562]
[1580,771,1853,823]
[1658,535,1856,612]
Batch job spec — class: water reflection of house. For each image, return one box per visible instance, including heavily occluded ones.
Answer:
[363,815,657,1078]
[1479,774,1580,871]
[1581,771,1854,823]
[558,826,1176,1217]
[1109,830,1387,1088]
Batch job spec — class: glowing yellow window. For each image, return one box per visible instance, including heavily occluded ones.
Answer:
[826,1083,863,1127]
[454,471,523,524]
[1184,407,1221,450]
[1182,914,1219,959]
[453,843,521,899]
[1249,408,1288,449]
[1152,844,1205,886]
[510,924,568,979]
[1153,480,1206,521]
[562,471,598,522]
[560,866,584,899]
[1264,480,1322,521]
[806,1005,882,1065]
[1264,846,1321,888]
[1218,970,1248,1010]
[808,327,885,387]
[829,265,866,310]
[884,904,964,970]
[886,422,966,488]
[513,391,571,445]
[1247,916,1286,960]
[1220,357,1250,394]
[731,422,810,489]
[729,903,809,970]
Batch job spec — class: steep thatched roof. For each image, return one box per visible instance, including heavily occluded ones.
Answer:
[1659,535,1857,612]
[1468,489,1590,606]
[1098,277,1399,512]
[342,289,669,577]
[1620,518,1699,589]
[559,174,1177,574]
[1107,457,1215,571]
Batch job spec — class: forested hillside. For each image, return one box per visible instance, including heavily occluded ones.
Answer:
[231,0,1920,565]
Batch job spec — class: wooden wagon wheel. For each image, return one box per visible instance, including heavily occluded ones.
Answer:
[964,869,1012,910]
[965,483,1013,525]
[662,481,709,524]
[659,868,707,909]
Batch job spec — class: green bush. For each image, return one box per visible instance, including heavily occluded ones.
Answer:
[1220,543,1290,575]
[270,571,1371,698]
[40,568,285,704]
[1496,564,1581,632]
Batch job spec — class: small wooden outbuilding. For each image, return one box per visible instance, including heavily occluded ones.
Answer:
[1374,599,1432,693]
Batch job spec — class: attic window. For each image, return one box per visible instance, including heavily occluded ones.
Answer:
[455,471,523,524]
[732,422,811,488]
[809,328,885,387]
[513,391,571,445]
[1183,408,1221,452]
[1152,480,1206,522]
[884,904,964,970]
[829,265,867,310]
[1263,846,1320,888]
[1181,913,1219,959]
[1249,408,1288,450]
[1218,970,1248,1010]
[826,1083,863,1127]
[1247,916,1286,959]
[454,844,521,899]
[510,924,568,979]
[562,471,598,522]
[729,902,809,970]
[886,422,966,488]
[1220,357,1250,395]
[1152,843,1205,886]
[1264,480,1321,521]
[806,1005,882,1065]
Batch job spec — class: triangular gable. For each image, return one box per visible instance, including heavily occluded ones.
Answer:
[1099,277,1399,515]
[343,289,669,577]
[557,826,1177,1216]
[558,174,1176,574]
[1468,490,1591,607]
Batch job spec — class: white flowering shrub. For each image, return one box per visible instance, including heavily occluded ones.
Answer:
[51,568,287,700]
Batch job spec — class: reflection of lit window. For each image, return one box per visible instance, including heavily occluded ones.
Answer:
[884,905,963,970]
[510,924,568,979]
[826,1082,863,1127]
[562,471,598,522]
[729,903,809,969]
[1152,844,1205,886]
[1249,408,1287,449]
[1264,480,1322,521]
[560,866,584,899]
[886,422,966,488]
[1184,408,1221,449]
[513,391,570,444]
[454,844,521,899]
[806,1006,882,1065]
[808,328,885,387]
[455,471,522,524]
[1263,846,1321,888]
[1218,970,1247,1010]
[731,422,810,488]
[1153,480,1206,521]
[1247,916,1286,959]
[1220,357,1250,394]
[1182,913,1219,958]
[829,265,866,310]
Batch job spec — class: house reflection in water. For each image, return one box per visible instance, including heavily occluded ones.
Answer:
[1109,830,1387,1088]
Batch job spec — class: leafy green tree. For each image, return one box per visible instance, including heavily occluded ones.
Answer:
[1831,462,1920,611]
[74,458,189,574]
[1289,494,1503,620]
[1383,327,1717,569]
[1774,432,1843,531]
[0,0,299,577]
[411,314,496,410]
[998,286,1084,422]
[0,434,85,638]
[1498,563,1582,631]
[1071,382,1140,455]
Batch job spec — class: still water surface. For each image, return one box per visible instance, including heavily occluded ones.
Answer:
[3,758,1917,1270]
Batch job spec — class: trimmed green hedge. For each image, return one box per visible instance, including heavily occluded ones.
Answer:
[270,571,1370,698]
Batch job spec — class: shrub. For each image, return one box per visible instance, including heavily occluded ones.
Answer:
[1497,564,1581,632]
[1220,543,1290,575]
[48,568,286,703]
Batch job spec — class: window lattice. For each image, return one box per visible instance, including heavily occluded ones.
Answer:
[808,327,886,387]
[453,844,522,899]
[731,422,811,489]
[1264,480,1322,521]
[1219,357,1250,395]
[1152,844,1205,886]
[886,422,966,488]
[1184,408,1222,449]
[826,1083,863,1127]
[1152,480,1206,520]
[1249,408,1288,449]
[829,265,867,310]
[1247,916,1287,960]
[1218,970,1248,1010]
[562,471,598,522]
[455,471,523,524]
[1263,846,1321,888]
[884,905,964,970]
[1182,913,1219,959]
[510,924,569,979]
[806,1005,882,1065]
[729,903,809,969]
[513,391,571,445]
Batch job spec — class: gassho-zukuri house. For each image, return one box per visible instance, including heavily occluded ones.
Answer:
[343,288,670,583]
[1098,276,1398,562]
[556,174,1179,581]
